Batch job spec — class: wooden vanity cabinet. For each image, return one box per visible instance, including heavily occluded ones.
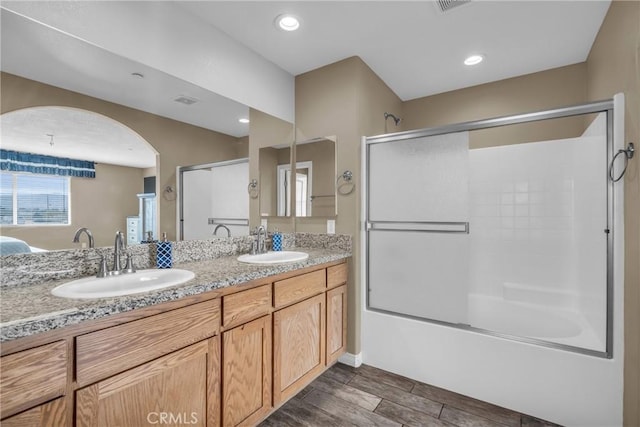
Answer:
[0,340,67,420]
[76,337,220,427]
[73,299,222,427]
[75,299,220,387]
[1,259,349,427]
[326,263,348,365]
[222,315,272,427]
[1,398,67,427]
[326,284,347,365]
[273,293,325,405]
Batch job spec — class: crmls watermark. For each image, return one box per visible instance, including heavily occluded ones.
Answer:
[146,412,199,425]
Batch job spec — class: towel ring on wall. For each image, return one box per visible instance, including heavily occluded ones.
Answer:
[163,185,176,201]
[337,170,355,195]
[609,142,635,182]
[248,179,259,199]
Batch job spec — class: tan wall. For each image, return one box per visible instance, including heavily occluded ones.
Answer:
[586,1,640,425]
[402,63,587,132]
[1,72,244,244]
[1,163,142,250]
[236,136,249,159]
[295,57,403,354]
[249,108,294,233]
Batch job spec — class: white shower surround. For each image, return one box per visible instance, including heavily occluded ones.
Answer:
[361,95,624,426]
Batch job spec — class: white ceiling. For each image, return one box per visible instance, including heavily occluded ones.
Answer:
[0,8,251,138]
[1,107,157,169]
[179,0,611,100]
[0,1,611,168]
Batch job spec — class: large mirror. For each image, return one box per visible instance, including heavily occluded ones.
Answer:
[258,137,337,219]
[294,137,337,218]
[0,6,253,253]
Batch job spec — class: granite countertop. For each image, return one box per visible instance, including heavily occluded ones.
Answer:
[0,247,350,343]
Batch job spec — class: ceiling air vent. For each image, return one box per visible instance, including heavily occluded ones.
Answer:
[174,95,199,106]
[436,0,471,13]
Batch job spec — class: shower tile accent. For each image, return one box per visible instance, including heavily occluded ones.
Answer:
[467,115,608,352]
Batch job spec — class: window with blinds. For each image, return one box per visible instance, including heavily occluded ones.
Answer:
[0,172,70,225]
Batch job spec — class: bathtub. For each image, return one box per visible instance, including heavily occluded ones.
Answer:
[466,293,604,352]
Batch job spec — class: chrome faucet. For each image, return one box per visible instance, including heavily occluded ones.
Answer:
[73,227,94,248]
[256,225,267,254]
[110,231,125,276]
[214,224,231,237]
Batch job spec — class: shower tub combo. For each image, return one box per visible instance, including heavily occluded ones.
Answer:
[361,95,625,426]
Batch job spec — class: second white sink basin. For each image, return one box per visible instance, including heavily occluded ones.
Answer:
[237,251,309,264]
[51,269,195,299]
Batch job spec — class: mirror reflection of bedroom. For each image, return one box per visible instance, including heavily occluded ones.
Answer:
[0,106,158,254]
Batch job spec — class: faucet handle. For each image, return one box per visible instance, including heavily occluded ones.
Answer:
[122,253,137,274]
[97,255,108,278]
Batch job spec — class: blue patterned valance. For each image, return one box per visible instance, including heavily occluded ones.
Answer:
[0,149,95,178]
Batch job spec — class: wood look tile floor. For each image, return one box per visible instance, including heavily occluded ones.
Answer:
[259,363,562,427]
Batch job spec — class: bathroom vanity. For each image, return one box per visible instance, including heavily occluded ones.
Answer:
[0,246,349,427]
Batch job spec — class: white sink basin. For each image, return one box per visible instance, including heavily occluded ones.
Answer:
[237,251,309,264]
[51,269,195,299]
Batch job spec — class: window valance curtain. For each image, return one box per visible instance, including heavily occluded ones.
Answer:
[0,149,95,178]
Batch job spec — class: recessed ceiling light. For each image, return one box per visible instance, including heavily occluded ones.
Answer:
[464,54,484,66]
[238,118,250,124]
[275,14,300,31]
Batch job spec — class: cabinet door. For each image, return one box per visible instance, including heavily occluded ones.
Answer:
[76,337,220,427]
[2,397,67,427]
[0,340,67,419]
[273,293,325,405]
[222,315,272,427]
[326,284,347,365]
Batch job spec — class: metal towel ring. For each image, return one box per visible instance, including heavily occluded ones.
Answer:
[337,170,355,195]
[609,142,635,182]
[247,179,259,199]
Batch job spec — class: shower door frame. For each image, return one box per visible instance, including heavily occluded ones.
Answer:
[363,99,616,359]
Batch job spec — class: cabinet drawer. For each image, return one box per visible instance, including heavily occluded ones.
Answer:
[327,263,348,289]
[274,269,326,309]
[76,298,220,386]
[1,397,67,427]
[0,341,67,419]
[223,284,272,329]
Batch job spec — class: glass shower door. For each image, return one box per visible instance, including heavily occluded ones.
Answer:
[367,132,470,325]
[365,110,611,355]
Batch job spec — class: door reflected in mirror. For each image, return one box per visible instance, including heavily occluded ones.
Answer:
[272,161,312,217]
[259,144,292,218]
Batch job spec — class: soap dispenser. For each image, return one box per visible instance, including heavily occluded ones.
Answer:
[156,232,173,269]
[272,228,282,252]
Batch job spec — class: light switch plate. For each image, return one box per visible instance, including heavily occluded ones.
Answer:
[327,219,336,234]
[261,218,268,228]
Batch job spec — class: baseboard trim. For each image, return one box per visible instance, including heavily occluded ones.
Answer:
[338,352,362,367]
